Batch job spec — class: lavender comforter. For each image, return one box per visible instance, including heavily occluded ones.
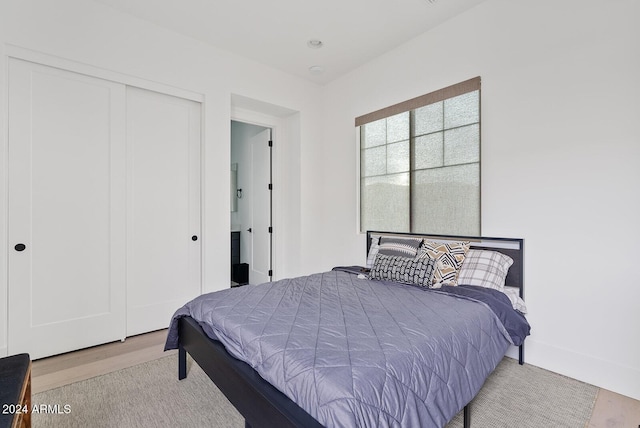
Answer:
[165,270,529,427]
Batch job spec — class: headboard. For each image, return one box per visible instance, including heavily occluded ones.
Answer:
[366,231,524,298]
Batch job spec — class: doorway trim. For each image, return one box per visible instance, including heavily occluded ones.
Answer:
[230,102,293,282]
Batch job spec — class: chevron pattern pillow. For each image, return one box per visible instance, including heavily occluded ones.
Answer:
[370,253,436,288]
[418,240,470,287]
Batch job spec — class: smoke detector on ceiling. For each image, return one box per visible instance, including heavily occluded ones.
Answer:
[307,39,324,49]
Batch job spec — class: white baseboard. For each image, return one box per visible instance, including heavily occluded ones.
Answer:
[524,339,640,401]
[0,347,7,358]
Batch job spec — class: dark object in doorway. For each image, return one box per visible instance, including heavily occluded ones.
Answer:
[232,263,249,285]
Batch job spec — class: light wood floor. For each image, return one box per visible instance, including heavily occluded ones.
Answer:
[32,330,176,394]
[32,330,640,427]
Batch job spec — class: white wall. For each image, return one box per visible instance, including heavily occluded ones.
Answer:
[319,0,640,399]
[0,0,323,356]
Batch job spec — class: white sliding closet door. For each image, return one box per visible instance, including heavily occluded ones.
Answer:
[7,59,127,359]
[126,87,201,336]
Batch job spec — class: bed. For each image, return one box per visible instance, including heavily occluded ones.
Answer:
[165,231,530,428]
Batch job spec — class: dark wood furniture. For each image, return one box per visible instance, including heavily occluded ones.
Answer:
[179,317,323,428]
[177,232,525,427]
[231,231,248,285]
[0,353,31,428]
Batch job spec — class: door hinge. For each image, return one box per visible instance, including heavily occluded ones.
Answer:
[268,270,273,277]
[268,226,273,233]
[268,140,273,147]
[268,183,272,190]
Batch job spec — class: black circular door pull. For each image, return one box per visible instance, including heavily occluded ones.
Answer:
[15,243,26,252]
[192,235,198,241]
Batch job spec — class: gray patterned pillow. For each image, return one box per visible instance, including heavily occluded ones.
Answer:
[378,237,423,258]
[503,286,527,314]
[370,253,436,288]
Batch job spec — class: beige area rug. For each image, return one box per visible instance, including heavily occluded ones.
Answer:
[33,354,597,428]
[32,354,243,428]
[446,357,598,428]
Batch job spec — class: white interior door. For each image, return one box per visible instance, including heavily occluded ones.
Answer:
[249,129,272,284]
[126,87,201,336]
[7,59,127,359]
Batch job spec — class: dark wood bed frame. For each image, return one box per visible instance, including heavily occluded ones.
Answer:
[177,232,525,428]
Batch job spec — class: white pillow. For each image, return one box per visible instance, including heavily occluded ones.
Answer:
[366,235,380,268]
[503,286,527,314]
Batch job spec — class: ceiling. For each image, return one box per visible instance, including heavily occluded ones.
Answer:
[94,0,486,85]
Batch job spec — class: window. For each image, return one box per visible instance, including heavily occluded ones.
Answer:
[357,77,480,235]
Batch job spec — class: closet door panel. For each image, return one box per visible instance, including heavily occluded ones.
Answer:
[126,87,201,336]
[7,59,127,359]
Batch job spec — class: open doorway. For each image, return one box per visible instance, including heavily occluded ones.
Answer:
[231,120,272,286]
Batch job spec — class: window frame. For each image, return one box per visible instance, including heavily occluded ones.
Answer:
[355,77,481,236]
